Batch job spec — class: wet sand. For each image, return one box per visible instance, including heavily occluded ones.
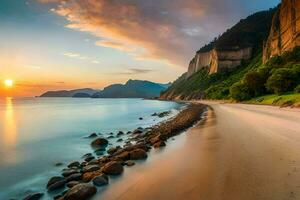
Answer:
[95,103,300,200]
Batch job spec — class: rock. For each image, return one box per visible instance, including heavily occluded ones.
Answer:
[64,183,97,200]
[124,161,135,167]
[66,181,80,188]
[133,129,143,134]
[126,131,132,134]
[107,135,114,139]
[130,149,148,160]
[54,194,64,200]
[66,173,82,182]
[83,165,100,173]
[153,141,166,148]
[91,138,109,147]
[117,131,124,136]
[139,117,143,120]
[107,147,118,155]
[149,134,167,145]
[87,159,99,165]
[23,193,44,200]
[117,138,123,142]
[92,175,109,186]
[47,176,66,191]
[101,161,124,175]
[115,151,130,161]
[68,161,80,168]
[88,133,98,138]
[84,156,95,162]
[82,153,93,158]
[82,170,103,182]
[62,169,80,177]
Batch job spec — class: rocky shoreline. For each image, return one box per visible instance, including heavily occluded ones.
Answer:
[24,103,207,200]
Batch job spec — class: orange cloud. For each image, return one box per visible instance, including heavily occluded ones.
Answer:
[39,0,248,67]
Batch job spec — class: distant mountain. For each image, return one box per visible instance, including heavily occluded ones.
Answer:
[40,80,169,98]
[40,88,98,97]
[92,80,169,98]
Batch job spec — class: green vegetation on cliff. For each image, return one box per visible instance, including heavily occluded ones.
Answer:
[230,47,300,101]
[198,8,276,53]
[160,52,262,100]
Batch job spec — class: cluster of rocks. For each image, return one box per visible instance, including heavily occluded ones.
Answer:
[24,104,206,200]
[151,111,171,118]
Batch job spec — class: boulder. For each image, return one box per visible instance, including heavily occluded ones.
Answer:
[66,181,80,188]
[66,173,82,182]
[82,170,103,182]
[84,156,95,162]
[107,147,118,155]
[101,161,124,175]
[115,151,130,161]
[68,161,80,168]
[62,169,80,177]
[130,149,148,160]
[55,162,63,167]
[117,131,124,136]
[117,138,123,142]
[83,165,100,173]
[91,138,108,147]
[133,129,143,134]
[88,133,98,138]
[47,176,66,191]
[23,193,44,200]
[92,175,109,186]
[64,183,97,200]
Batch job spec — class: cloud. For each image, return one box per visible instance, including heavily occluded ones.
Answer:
[39,0,276,67]
[63,52,100,64]
[113,68,154,75]
[63,52,80,58]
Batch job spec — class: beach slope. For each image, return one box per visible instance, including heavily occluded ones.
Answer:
[96,103,300,200]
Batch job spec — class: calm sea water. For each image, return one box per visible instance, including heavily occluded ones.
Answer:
[0,97,182,199]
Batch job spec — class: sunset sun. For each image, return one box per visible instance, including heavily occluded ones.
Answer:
[4,79,14,87]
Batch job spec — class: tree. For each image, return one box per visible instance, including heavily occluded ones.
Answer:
[266,68,296,94]
[243,71,265,96]
[230,82,253,101]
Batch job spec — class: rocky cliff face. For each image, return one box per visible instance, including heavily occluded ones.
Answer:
[186,47,252,78]
[263,0,300,62]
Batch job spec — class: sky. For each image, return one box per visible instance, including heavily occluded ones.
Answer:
[0,0,280,97]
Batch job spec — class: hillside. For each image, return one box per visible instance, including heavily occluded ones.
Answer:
[161,8,276,100]
[92,80,169,98]
[40,88,98,97]
[40,80,169,99]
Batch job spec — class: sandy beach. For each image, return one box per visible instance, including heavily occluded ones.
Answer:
[96,102,300,200]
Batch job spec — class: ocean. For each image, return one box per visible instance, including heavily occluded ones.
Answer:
[0,97,182,199]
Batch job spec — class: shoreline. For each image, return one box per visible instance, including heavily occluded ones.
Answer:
[96,102,300,200]
[23,103,207,200]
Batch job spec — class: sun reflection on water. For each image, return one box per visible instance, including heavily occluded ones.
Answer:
[2,97,17,164]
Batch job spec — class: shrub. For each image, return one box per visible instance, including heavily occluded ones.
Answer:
[243,71,265,96]
[266,68,296,94]
[295,85,300,93]
[230,82,253,101]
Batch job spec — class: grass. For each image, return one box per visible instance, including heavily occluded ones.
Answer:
[246,93,300,107]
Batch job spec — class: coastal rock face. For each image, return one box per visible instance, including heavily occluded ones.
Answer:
[187,47,252,78]
[263,0,300,62]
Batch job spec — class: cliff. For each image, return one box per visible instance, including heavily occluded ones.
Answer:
[186,9,275,78]
[187,47,252,77]
[263,0,300,63]
[160,8,276,100]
